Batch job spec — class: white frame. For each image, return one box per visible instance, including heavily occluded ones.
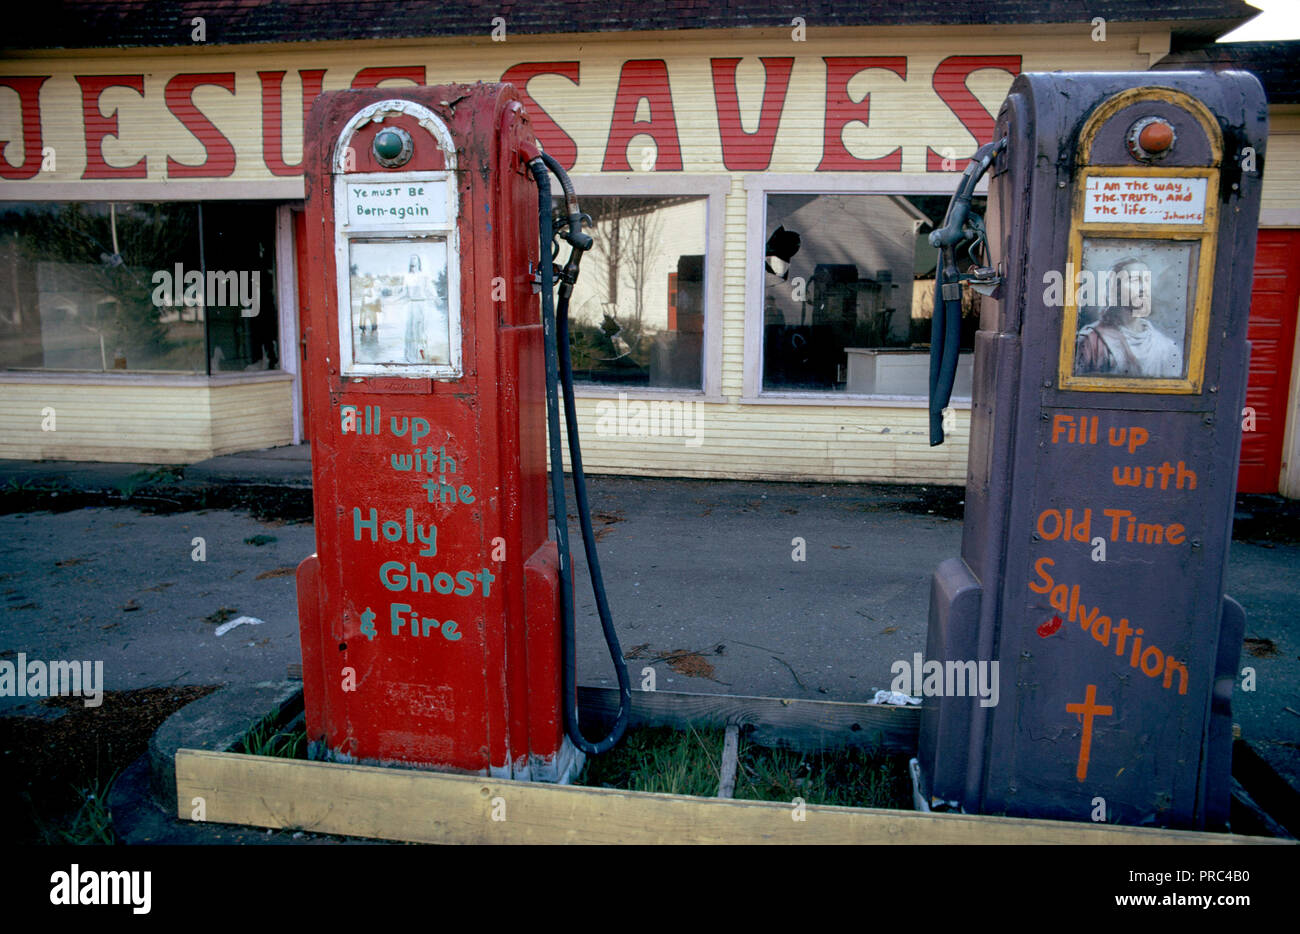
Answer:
[330,101,461,380]
[275,205,302,444]
[742,173,986,407]
[565,174,729,401]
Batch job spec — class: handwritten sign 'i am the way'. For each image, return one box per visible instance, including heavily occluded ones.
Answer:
[1083,176,1208,225]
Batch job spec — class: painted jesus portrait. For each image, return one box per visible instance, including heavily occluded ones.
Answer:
[1072,241,1195,381]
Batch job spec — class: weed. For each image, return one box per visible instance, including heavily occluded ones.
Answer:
[574,725,911,808]
[39,773,119,845]
[736,743,909,808]
[143,466,183,484]
[237,713,307,759]
[3,478,66,494]
[575,725,726,797]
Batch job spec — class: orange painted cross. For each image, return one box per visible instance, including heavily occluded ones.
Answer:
[1066,684,1114,782]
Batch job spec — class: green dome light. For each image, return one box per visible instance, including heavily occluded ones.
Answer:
[374,130,404,161]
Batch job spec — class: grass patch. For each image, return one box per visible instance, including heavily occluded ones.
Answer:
[234,712,308,759]
[3,478,66,493]
[117,466,185,498]
[574,725,912,808]
[233,722,913,810]
[735,743,910,809]
[576,725,726,796]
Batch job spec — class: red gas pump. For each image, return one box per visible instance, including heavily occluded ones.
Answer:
[295,84,629,781]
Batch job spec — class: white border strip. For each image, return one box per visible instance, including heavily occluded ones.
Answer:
[275,205,302,445]
[0,180,305,201]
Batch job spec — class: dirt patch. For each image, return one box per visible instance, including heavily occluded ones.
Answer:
[892,485,966,520]
[592,510,624,542]
[0,685,220,843]
[204,606,240,625]
[0,482,314,523]
[624,644,724,680]
[256,566,298,580]
[666,651,717,680]
[1244,636,1280,658]
[1233,495,1300,545]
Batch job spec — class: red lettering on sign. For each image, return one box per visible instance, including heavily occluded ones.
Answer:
[817,57,905,172]
[165,73,237,178]
[350,67,426,89]
[500,62,580,171]
[602,60,682,171]
[0,76,50,179]
[926,55,1020,172]
[77,74,148,179]
[259,69,327,177]
[710,57,793,171]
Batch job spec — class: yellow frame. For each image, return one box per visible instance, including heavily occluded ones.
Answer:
[1057,88,1222,394]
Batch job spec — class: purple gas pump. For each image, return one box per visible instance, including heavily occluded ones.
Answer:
[920,71,1266,830]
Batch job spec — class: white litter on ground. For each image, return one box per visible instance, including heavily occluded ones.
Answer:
[214,615,265,637]
[871,689,922,706]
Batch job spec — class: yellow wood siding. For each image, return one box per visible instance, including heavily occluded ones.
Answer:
[3,27,1290,484]
[1261,110,1300,219]
[209,379,295,456]
[0,28,1155,184]
[556,399,969,482]
[0,377,291,463]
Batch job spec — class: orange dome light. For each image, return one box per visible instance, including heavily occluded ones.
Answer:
[1138,120,1174,153]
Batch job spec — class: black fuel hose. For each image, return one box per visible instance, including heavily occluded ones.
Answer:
[542,151,592,253]
[527,155,631,756]
[928,138,1004,446]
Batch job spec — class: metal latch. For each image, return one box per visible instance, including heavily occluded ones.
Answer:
[966,264,1001,296]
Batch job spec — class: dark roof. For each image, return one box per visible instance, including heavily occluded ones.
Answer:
[1153,41,1300,104]
[2,0,1260,51]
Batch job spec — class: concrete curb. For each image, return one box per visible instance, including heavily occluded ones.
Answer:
[148,680,304,815]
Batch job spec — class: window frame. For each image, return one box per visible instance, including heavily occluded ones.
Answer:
[0,195,288,381]
[566,174,728,402]
[742,173,986,407]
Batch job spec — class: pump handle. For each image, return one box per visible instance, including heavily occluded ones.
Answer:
[929,138,1005,446]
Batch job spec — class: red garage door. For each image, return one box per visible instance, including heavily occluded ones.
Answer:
[1239,230,1300,494]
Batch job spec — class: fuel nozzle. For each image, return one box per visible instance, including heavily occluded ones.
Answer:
[563,219,593,253]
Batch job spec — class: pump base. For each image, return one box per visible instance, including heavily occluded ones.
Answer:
[309,735,585,784]
[497,736,585,785]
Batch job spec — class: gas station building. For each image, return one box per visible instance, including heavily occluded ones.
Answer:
[2,1,1298,495]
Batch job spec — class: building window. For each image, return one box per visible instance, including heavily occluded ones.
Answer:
[556,193,708,391]
[0,201,279,374]
[755,191,983,398]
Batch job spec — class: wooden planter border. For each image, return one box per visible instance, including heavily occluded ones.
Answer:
[576,685,919,752]
[174,687,1287,844]
[175,749,1282,845]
